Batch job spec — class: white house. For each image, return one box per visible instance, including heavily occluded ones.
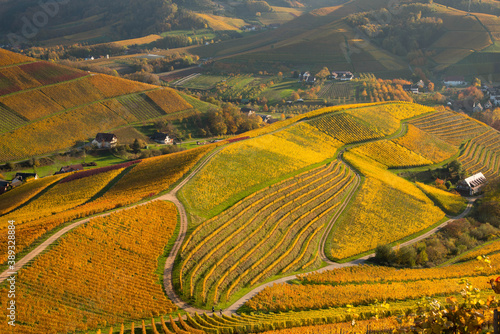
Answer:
[456,172,486,195]
[92,133,117,148]
[443,76,465,86]
[150,133,174,145]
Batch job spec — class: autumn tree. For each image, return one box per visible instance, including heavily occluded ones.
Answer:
[315,67,330,79]
[427,81,434,92]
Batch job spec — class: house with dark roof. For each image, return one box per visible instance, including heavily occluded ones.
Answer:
[403,85,419,94]
[150,132,174,145]
[11,172,38,188]
[256,114,272,123]
[456,172,486,195]
[298,71,311,82]
[0,180,9,194]
[328,71,354,81]
[55,164,84,175]
[92,133,117,149]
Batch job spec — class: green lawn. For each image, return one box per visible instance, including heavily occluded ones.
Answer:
[3,152,128,179]
[260,80,302,104]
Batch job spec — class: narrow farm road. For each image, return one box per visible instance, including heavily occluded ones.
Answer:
[0,147,223,287]
[226,197,476,313]
[157,147,224,315]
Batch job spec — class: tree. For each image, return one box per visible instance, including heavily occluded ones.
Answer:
[361,89,368,100]
[427,81,434,92]
[315,67,330,79]
[448,160,462,177]
[132,139,142,154]
[473,77,481,87]
[263,104,269,112]
[375,244,396,265]
[291,92,300,101]
[6,162,15,171]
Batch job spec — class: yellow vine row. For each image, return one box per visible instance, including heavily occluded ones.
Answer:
[183,163,338,291]
[281,225,324,273]
[250,202,341,285]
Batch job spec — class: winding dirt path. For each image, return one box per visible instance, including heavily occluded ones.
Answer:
[0,147,222,287]
[225,197,475,313]
[0,119,478,318]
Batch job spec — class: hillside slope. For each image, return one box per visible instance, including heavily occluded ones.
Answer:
[0,48,194,162]
[193,0,497,76]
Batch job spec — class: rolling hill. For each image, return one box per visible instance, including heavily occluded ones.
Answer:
[1,100,500,333]
[192,0,500,78]
[0,48,195,162]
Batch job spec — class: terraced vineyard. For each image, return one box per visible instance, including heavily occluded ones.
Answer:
[351,140,432,168]
[328,151,445,260]
[0,49,195,162]
[177,161,356,306]
[0,201,179,334]
[409,110,488,145]
[0,145,214,266]
[0,174,66,215]
[179,122,343,216]
[308,112,382,143]
[117,93,166,120]
[0,103,26,133]
[458,129,500,180]
[0,48,34,66]
[246,252,500,312]
[393,124,458,163]
[415,182,468,216]
[17,61,86,85]
[318,82,354,101]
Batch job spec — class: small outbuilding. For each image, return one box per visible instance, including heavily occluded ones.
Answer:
[55,164,84,175]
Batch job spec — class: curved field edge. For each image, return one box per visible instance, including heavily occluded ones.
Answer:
[0,201,179,334]
[178,101,427,220]
[0,144,218,274]
[175,163,357,308]
[327,150,446,261]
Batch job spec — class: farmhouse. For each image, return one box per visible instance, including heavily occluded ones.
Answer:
[456,172,486,196]
[0,179,9,194]
[403,85,419,94]
[240,107,255,116]
[256,114,272,123]
[298,71,311,82]
[443,76,465,86]
[298,71,316,84]
[150,132,174,144]
[55,164,84,174]
[92,133,117,149]
[328,71,354,81]
[11,172,38,188]
[473,102,483,113]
